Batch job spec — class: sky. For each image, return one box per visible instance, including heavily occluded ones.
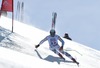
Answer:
[0,0,100,51]
[0,16,100,68]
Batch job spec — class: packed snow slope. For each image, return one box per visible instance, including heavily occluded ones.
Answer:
[0,16,100,68]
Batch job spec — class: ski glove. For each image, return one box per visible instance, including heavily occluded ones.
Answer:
[59,46,63,51]
[35,44,40,48]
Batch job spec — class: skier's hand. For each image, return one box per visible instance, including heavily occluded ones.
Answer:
[59,46,63,51]
[35,44,40,48]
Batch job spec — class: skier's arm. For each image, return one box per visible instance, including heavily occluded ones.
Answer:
[58,36,65,47]
[39,37,48,45]
[35,37,47,48]
[58,36,65,51]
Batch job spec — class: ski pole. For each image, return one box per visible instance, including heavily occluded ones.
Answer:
[64,49,83,56]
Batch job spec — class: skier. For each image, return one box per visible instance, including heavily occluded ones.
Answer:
[63,33,72,40]
[35,29,79,65]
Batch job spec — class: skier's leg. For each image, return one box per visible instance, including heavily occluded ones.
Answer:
[58,53,65,60]
[51,49,65,60]
[50,47,65,60]
[61,51,79,64]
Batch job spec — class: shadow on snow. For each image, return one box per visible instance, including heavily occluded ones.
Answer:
[35,49,74,64]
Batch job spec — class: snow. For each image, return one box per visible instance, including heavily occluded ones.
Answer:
[0,47,62,68]
[0,16,100,68]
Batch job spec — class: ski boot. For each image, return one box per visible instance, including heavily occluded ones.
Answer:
[72,58,79,66]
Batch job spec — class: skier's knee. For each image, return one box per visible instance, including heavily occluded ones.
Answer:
[52,49,60,55]
[52,49,56,53]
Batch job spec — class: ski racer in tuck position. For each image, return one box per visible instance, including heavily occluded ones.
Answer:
[35,29,79,65]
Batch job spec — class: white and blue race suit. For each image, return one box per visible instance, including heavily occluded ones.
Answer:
[38,35,72,58]
[38,35,64,54]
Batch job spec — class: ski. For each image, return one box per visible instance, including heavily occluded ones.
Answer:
[51,12,57,29]
[62,59,79,67]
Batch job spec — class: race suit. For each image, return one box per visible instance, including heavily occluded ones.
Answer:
[38,35,72,58]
